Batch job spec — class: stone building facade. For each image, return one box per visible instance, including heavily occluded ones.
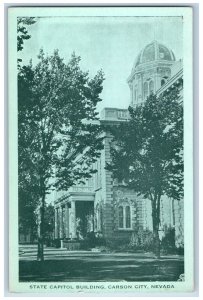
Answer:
[54,41,184,248]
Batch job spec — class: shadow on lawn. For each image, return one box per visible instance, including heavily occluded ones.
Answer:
[19,255,184,282]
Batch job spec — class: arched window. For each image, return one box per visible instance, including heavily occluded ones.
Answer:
[134,89,137,104]
[161,76,168,86]
[144,82,148,99]
[118,206,124,228]
[161,79,166,86]
[118,205,132,229]
[149,80,154,94]
[125,206,131,228]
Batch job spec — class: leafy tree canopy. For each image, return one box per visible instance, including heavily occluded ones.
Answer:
[17,17,36,52]
[18,49,105,260]
[107,88,183,202]
[106,87,183,257]
[18,49,105,197]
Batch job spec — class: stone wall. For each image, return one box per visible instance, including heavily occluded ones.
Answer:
[92,127,184,248]
[174,199,184,247]
[98,135,114,238]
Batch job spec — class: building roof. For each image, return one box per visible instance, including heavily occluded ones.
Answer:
[133,40,176,69]
[156,60,183,96]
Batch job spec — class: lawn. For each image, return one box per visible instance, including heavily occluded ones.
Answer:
[19,251,184,282]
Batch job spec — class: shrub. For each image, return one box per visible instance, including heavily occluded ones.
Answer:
[130,228,154,251]
[53,238,61,248]
[105,229,154,252]
[161,226,176,254]
[80,232,106,250]
[176,245,184,255]
[106,237,130,251]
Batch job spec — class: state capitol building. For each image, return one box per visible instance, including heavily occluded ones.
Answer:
[54,41,184,249]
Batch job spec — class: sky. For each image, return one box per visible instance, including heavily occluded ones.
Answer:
[18,15,183,204]
[19,16,183,113]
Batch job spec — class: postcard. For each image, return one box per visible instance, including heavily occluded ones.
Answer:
[8,6,193,293]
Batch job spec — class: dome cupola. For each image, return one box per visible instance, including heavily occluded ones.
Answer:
[128,41,176,107]
[133,40,176,69]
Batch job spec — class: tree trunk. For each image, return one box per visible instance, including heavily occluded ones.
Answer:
[30,226,34,243]
[152,212,160,258]
[152,224,160,258]
[37,193,45,261]
[151,193,161,258]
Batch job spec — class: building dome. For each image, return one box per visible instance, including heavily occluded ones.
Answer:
[133,40,176,69]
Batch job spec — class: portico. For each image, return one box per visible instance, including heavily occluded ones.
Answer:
[54,186,95,240]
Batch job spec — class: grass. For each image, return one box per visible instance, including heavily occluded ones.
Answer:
[19,252,184,282]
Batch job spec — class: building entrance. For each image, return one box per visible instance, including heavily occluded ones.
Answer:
[76,201,94,239]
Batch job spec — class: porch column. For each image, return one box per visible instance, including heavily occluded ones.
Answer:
[54,207,59,239]
[65,203,69,238]
[70,201,77,239]
[59,206,63,239]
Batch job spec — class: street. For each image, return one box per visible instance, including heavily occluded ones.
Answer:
[19,245,184,282]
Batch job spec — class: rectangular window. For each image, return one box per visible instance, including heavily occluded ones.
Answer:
[117,110,128,119]
[62,206,65,237]
[56,208,60,238]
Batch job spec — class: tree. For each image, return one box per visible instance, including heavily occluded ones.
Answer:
[17,17,36,52]
[17,17,36,69]
[106,88,183,258]
[18,49,105,260]
[17,17,39,244]
[43,204,55,246]
[18,173,39,243]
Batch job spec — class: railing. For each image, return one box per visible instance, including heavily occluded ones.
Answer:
[69,186,94,193]
[54,185,95,203]
[100,108,129,121]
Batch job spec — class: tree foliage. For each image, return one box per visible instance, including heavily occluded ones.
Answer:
[17,17,39,242]
[18,49,104,191]
[17,17,36,52]
[106,88,183,256]
[18,49,105,259]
